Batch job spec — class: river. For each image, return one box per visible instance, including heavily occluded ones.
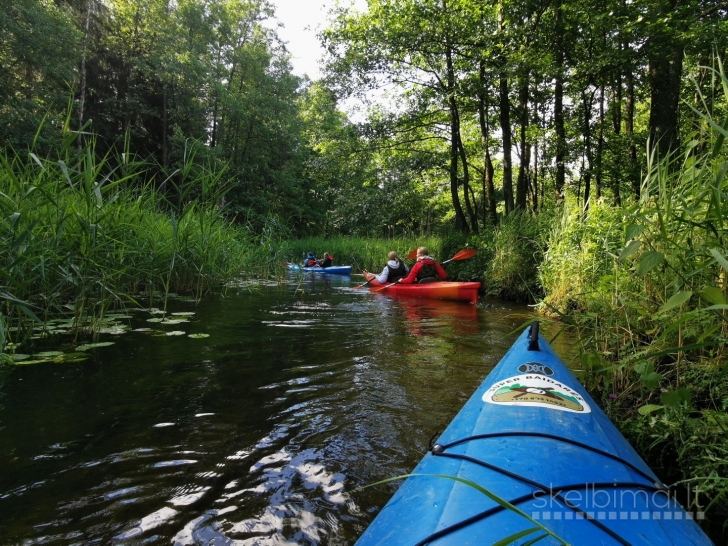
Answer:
[0,273,572,544]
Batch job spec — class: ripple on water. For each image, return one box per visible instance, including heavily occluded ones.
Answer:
[0,285,537,545]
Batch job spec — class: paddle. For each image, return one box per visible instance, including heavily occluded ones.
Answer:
[441,247,477,264]
[371,248,477,293]
[354,275,376,290]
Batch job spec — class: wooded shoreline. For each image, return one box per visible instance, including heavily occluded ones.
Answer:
[2,0,727,541]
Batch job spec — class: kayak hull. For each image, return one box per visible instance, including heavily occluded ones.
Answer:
[364,273,480,303]
[287,264,352,275]
[355,324,713,546]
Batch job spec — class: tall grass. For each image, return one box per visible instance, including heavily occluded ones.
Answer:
[281,236,443,273]
[0,133,252,345]
[538,57,728,536]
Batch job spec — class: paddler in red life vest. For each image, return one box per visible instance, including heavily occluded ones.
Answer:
[303,252,317,267]
[399,247,447,284]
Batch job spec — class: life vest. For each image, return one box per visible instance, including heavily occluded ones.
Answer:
[387,261,407,282]
[319,256,333,268]
[304,258,317,267]
[416,261,437,281]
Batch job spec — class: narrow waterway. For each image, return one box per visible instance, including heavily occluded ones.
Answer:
[0,274,573,544]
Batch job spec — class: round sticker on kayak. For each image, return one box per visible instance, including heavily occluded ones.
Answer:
[482,374,591,413]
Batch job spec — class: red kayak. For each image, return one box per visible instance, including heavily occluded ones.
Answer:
[363,272,480,303]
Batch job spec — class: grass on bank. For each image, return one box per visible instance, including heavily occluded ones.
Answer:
[537,59,728,539]
[0,132,257,349]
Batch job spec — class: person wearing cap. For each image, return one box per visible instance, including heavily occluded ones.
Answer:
[303,252,317,267]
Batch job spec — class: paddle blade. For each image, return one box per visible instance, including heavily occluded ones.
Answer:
[280,261,290,267]
[451,248,477,261]
[406,249,418,260]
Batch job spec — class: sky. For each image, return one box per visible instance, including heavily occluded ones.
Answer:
[268,0,368,80]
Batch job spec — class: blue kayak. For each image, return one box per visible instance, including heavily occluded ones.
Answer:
[356,323,713,546]
[286,264,352,275]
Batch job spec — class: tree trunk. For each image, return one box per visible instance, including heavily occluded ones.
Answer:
[625,45,639,198]
[446,35,469,233]
[612,61,623,206]
[77,0,92,148]
[163,84,168,168]
[457,128,478,232]
[554,0,566,199]
[516,69,530,210]
[647,0,683,160]
[498,3,514,214]
[582,90,594,216]
[596,85,604,200]
[477,63,498,226]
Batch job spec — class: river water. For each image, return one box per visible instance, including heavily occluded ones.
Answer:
[0,274,571,545]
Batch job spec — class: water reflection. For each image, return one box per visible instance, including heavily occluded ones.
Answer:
[0,280,537,545]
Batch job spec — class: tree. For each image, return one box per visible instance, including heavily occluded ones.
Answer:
[0,0,80,150]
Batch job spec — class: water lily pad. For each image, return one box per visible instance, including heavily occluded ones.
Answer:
[188,333,209,339]
[52,352,89,363]
[105,314,133,320]
[35,351,64,357]
[166,331,186,336]
[76,342,115,351]
[9,358,52,365]
[8,354,31,362]
[160,319,187,325]
[171,312,196,317]
[97,326,130,335]
[132,328,153,332]
[147,318,164,323]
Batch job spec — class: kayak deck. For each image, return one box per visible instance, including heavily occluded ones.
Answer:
[355,323,713,545]
[363,272,480,303]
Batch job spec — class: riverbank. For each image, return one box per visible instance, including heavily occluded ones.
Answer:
[286,221,728,541]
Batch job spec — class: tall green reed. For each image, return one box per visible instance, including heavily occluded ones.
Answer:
[538,56,728,534]
[0,126,251,348]
[281,236,443,273]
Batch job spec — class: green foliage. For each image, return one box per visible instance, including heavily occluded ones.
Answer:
[0,131,252,347]
[0,0,81,151]
[616,404,728,534]
[540,57,728,536]
[463,211,552,301]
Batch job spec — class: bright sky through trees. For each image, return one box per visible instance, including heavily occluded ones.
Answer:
[269,0,368,80]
